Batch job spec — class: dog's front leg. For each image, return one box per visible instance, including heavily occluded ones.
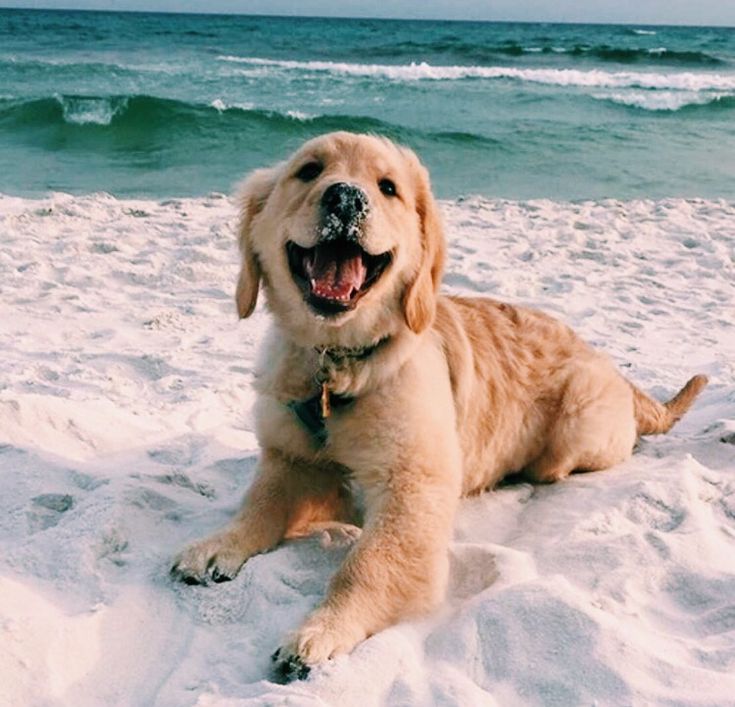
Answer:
[272,471,458,681]
[171,448,346,584]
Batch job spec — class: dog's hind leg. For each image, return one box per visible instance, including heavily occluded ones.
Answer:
[525,360,637,483]
[525,448,576,484]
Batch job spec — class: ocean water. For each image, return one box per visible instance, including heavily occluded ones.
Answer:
[1,9,734,200]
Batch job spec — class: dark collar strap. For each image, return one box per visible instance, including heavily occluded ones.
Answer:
[315,335,390,365]
[288,391,354,447]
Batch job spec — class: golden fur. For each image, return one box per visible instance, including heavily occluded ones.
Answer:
[172,132,707,677]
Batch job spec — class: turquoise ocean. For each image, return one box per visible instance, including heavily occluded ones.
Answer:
[1,9,734,200]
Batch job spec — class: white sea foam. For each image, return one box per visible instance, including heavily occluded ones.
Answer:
[285,109,315,121]
[209,98,255,113]
[209,98,312,119]
[632,29,658,35]
[55,95,128,125]
[216,55,735,91]
[595,89,733,111]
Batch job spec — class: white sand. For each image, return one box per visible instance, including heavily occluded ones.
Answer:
[1,192,733,706]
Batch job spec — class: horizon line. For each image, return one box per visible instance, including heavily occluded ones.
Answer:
[0,5,734,30]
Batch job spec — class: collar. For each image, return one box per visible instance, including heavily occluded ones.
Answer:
[288,336,390,447]
[313,335,390,366]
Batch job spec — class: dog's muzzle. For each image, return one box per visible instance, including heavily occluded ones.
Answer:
[286,181,389,315]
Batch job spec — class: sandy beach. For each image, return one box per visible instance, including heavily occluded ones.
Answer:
[1,192,733,705]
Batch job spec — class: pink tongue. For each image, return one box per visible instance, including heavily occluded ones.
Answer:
[304,245,367,301]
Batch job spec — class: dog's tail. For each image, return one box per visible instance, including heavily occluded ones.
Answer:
[632,374,708,436]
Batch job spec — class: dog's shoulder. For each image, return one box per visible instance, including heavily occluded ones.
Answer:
[433,294,527,354]
[436,294,578,350]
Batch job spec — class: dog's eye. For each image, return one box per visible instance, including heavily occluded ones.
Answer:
[295,161,323,182]
[378,178,397,197]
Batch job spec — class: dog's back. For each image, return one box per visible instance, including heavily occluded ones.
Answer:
[434,295,707,491]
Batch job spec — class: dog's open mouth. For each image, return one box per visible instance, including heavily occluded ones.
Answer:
[287,240,391,315]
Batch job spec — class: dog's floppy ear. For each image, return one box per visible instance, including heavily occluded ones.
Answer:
[402,159,446,334]
[235,167,278,319]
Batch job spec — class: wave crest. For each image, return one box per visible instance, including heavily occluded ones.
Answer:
[217,56,735,91]
[0,94,502,155]
[595,90,735,111]
[57,95,129,125]
[0,94,330,129]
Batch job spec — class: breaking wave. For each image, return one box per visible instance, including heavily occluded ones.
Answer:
[594,90,735,111]
[217,56,735,91]
[0,94,503,148]
[0,94,371,131]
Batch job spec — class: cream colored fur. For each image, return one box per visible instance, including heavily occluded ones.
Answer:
[172,132,707,673]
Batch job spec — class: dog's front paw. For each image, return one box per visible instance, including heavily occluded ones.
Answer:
[170,530,248,585]
[270,608,367,682]
[270,647,311,684]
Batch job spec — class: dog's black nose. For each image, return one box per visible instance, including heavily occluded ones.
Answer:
[321,183,369,223]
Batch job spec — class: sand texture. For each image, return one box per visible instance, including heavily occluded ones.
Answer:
[1,193,733,706]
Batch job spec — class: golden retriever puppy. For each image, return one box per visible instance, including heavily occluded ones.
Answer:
[171,132,707,681]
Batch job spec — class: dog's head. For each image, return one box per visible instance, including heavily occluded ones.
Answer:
[235,132,445,344]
